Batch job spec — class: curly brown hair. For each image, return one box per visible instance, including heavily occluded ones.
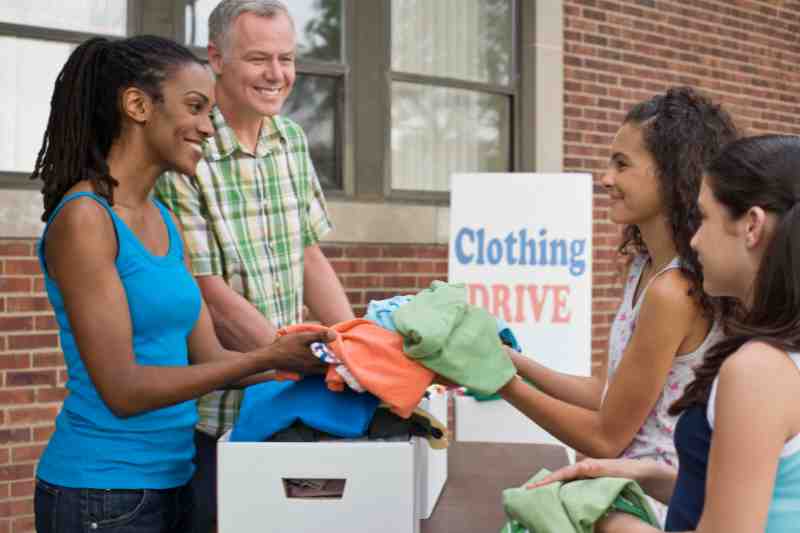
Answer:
[618,86,739,318]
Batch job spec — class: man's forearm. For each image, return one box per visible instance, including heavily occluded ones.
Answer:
[207,302,276,351]
[197,275,277,352]
[303,244,355,325]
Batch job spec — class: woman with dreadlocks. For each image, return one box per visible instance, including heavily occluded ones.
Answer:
[31,35,331,532]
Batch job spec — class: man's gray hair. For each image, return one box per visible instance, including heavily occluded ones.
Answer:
[208,0,294,51]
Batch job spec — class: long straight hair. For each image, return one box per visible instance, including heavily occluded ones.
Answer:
[671,134,800,414]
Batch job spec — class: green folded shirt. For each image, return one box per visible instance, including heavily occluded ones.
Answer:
[501,468,659,533]
[393,281,517,396]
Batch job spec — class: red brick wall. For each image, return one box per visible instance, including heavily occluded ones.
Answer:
[0,241,63,533]
[564,0,800,376]
[321,243,449,317]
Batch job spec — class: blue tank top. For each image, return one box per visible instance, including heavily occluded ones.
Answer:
[666,353,800,531]
[36,192,201,489]
[665,406,710,530]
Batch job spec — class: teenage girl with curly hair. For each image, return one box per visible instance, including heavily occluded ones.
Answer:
[498,86,738,520]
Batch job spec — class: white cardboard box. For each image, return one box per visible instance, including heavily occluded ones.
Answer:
[218,434,419,533]
[415,389,448,519]
[217,389,450,533]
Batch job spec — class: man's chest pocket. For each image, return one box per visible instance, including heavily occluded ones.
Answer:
[262,184,304,259]
[218,185,262,224]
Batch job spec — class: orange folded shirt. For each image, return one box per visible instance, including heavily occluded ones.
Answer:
[278,319,435,418]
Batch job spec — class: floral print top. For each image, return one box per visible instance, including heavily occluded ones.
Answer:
[603,254,722,467]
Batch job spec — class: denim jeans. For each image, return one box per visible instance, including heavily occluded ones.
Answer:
[189,430,218,533]
[34,478,192,533]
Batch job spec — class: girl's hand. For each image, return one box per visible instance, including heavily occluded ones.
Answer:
[526,458,644,489]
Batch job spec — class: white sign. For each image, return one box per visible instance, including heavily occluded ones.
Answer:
[449,173,593,377]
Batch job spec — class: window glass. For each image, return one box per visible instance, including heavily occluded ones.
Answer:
[0,1,126,35]
[0,37,75,172]
[284,74,341,189]
[391,82,511,192]
[391,0,513,85]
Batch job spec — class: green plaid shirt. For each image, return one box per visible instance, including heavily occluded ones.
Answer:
[155,106,332,437]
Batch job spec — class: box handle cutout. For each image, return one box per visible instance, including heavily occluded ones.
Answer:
[282,478,346,499]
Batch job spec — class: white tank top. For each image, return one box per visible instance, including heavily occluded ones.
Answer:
[604,254,722,467]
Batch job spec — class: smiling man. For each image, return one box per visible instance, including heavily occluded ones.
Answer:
[154,1,354,531]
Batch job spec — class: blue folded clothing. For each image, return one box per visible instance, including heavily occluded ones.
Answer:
[230,375,380,442]
[496,317,522,352]
[364,295,413,332]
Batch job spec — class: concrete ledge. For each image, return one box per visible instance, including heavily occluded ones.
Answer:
[0,189,44,238]
[535,0,564,173]
[324,201,450,245]
[0,192,453,245]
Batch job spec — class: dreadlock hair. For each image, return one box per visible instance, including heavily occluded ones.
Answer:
[618,86,739,319]
[670,135,800,415]
[30,35,203,222]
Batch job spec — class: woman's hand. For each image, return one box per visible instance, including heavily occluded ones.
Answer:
[255,330,335,375]
[526,458,646,489]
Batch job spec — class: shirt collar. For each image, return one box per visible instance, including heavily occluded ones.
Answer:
[204,105,290,161]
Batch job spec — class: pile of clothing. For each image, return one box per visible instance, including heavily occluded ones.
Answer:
[501,469,659,533]
[231,280,518,446]
[229,281,524,498]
